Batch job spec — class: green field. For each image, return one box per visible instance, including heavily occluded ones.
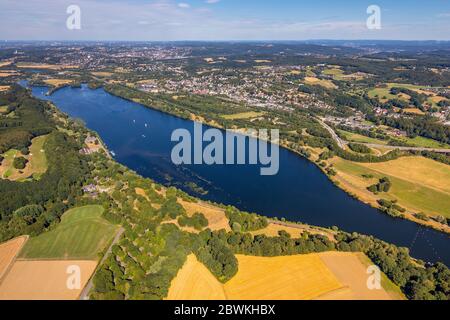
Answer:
[19,205,118,260]
[397,136,450,149]
[28,135,48,179]
[337,130,388,145]
[333,158,450,218]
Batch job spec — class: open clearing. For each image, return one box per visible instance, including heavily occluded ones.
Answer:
[43,79,74,87]
[332,157,450,218]
[0,260,97,300]
[222,111,266,120]
[168,252,398,300]
[179,199,231,232]
[0,236,27,280]
[19,205,118,260]
[304,76,337,89]
[0,135,48,181]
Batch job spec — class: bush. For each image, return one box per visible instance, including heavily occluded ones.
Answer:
[13,156,28,170]
[348,143,371,154]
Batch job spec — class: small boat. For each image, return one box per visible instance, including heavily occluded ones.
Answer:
[110,151,116,157]
[142,135,146,138]
[145,123,148,127]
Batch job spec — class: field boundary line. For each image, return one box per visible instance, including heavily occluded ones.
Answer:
[0,235,29,286]
[79,227,125,300]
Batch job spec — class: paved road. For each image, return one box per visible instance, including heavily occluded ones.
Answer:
[317,118,450,154]
[78,227,124,300]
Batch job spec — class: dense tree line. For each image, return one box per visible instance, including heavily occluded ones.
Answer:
[225,206,268,232]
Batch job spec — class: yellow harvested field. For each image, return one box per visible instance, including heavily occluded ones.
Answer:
[0,61,13,67]
[304,77,337,89]
[0,260,97,300]
[318,252,403,300]
[222,111,266,120]
[43,79,73,87]
[254,60,271,63]
[359,156,450,194]
[179,199,231,232]
[16,63,78,70]
[0,236,27,280]
[0,71,17,78]
[167,255,226,300]
[168,252,400,300]
[0,86,11,92]
[224,254,342,300]
[91,72,114,77]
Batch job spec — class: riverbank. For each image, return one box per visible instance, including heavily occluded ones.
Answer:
[103,84,450,235]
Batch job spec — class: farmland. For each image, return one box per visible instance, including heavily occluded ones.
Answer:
[0,260,97,300]
[0,236,27,280]
[331,157,450,219]
[19,205,118,260]
[167,252,399,300]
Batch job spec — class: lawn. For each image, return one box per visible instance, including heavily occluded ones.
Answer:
[337,129,388,145]
[19,205,118,260]
[0,135,49,181]
[332,157,450,218]
[397,136,450,149]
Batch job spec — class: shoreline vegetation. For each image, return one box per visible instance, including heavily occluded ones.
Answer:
[1,85,448,300]
[96,83,450,235]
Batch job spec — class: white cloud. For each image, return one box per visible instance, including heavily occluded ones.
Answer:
[178,3,190,9]
[205,0,221,4]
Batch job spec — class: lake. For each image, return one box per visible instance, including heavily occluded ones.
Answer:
[27,83,450,265]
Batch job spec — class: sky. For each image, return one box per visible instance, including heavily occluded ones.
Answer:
[0,0,450,41]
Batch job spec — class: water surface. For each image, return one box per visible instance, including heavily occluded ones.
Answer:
[28,83,450,265]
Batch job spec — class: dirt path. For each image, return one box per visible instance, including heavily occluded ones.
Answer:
[78,227,124,300]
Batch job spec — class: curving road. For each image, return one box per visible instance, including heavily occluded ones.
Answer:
[317,118,450,154]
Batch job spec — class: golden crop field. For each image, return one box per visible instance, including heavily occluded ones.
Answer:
[43,79,74,87]
[166,255,226,300]
[304,76,337,89]
[0,260,97,300]
[331,156,450,220]
[224,254,343,300]
[359,157,450,195]
[167,252,400,301]
[0,236,27,281]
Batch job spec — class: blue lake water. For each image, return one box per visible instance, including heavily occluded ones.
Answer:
[26,83,450,265]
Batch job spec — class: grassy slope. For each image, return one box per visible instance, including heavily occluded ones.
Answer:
[333,157,450,218]
[19,205,118,260]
